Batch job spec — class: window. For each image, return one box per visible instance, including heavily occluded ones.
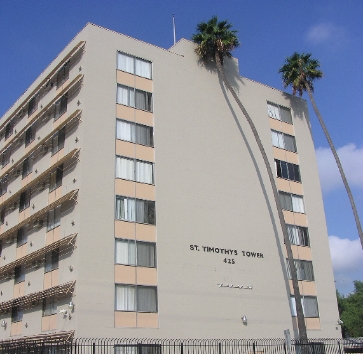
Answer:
[43,298,57,316]
[0,177,7,196]
[115,239,156,268]
[14,265,25,283]
[279,192,305,213]
[49,164,63,192]
[2,150,10,167]
[28,95,38,116]
[0,208,4,225]
[117,85,153,112]
[115,196,155,225]
[52,127,66,155]
[56,62,69,87]
[25,126,35,147]
[287,224,310,246]
[19,189,31,212]
[271,130,297,153]
[116,119,154,147]
[5,122,13,140]
[290,296,319,318]
[287,259,315,281]
[117,52,152,79]
[16,227,27,247]
[115,284,157,312]
[11,306,23,323]
[135,89,153,112]
[22,157,32,179]
[115,344,161,354]
[267,102,293,124]
[116,156,154,184]
[275,159,301,182]
[47,206,61,231]
[54,94,68,120]
[45,249,59,273]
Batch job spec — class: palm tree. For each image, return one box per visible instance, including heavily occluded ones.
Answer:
[192,17,308,341]
[279,52,363,252]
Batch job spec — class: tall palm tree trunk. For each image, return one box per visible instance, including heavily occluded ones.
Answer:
[215,52,308,341]
[305,84,363,251]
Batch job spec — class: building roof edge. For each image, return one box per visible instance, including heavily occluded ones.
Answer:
[241,76,307,102]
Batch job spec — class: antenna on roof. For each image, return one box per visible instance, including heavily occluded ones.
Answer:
[172,14,176,45]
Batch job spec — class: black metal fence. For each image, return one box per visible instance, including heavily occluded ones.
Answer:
[0,338,362,354]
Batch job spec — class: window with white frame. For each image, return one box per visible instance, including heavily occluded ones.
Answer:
[49,164,63,192]
[290,296,319,317]
[115,196,155,225]
[52,127,66,155]
[42,297,57,316]
[287,224,310,247]
[279,191,305,213]
[115,284,157,312]
[14,265,25,283]
[117,52,152,79]
[47,205,61,231]
[115,239,156,268]
[22,157,32,179]
[275,159,301,182]
[45,249,59,273]
[16,227,27,247]
[11,306,23,323]
[117,85,153,112]
[116,156,154,184]
[271,130,297,152]
[54,94,68,120]
[19,189,31,212]
[116,119,154,147]
[267,102,293,124]
[286,259,314,281]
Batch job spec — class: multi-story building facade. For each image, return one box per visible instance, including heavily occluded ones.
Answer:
[0,23,339,342]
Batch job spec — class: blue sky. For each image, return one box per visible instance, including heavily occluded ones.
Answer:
[0,0,362,294]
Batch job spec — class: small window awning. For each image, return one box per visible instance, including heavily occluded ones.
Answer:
[0,76,83,173]
[0,330,74,346]
[0,40,85,136]
[0,233,77,278]
[3,147,80,210]
[0,189,78,242]
[0,280,75,313]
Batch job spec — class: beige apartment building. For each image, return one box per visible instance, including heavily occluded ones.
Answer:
[0,23,340,342]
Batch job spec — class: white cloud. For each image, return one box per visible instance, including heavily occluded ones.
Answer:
[316,144,363,194]
[329,235,363,273]
[305,22,347,46]
[329,235,363,294]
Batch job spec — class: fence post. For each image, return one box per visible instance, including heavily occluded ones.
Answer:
[253,342,256,354]
[284,329,292,354]
[181,343,184,354]
[93,342,96,354]
[219,342,222,354]
[338,341,342,354]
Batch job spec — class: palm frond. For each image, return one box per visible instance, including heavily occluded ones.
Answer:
[278,52,323,97]
[191,16,240,64]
